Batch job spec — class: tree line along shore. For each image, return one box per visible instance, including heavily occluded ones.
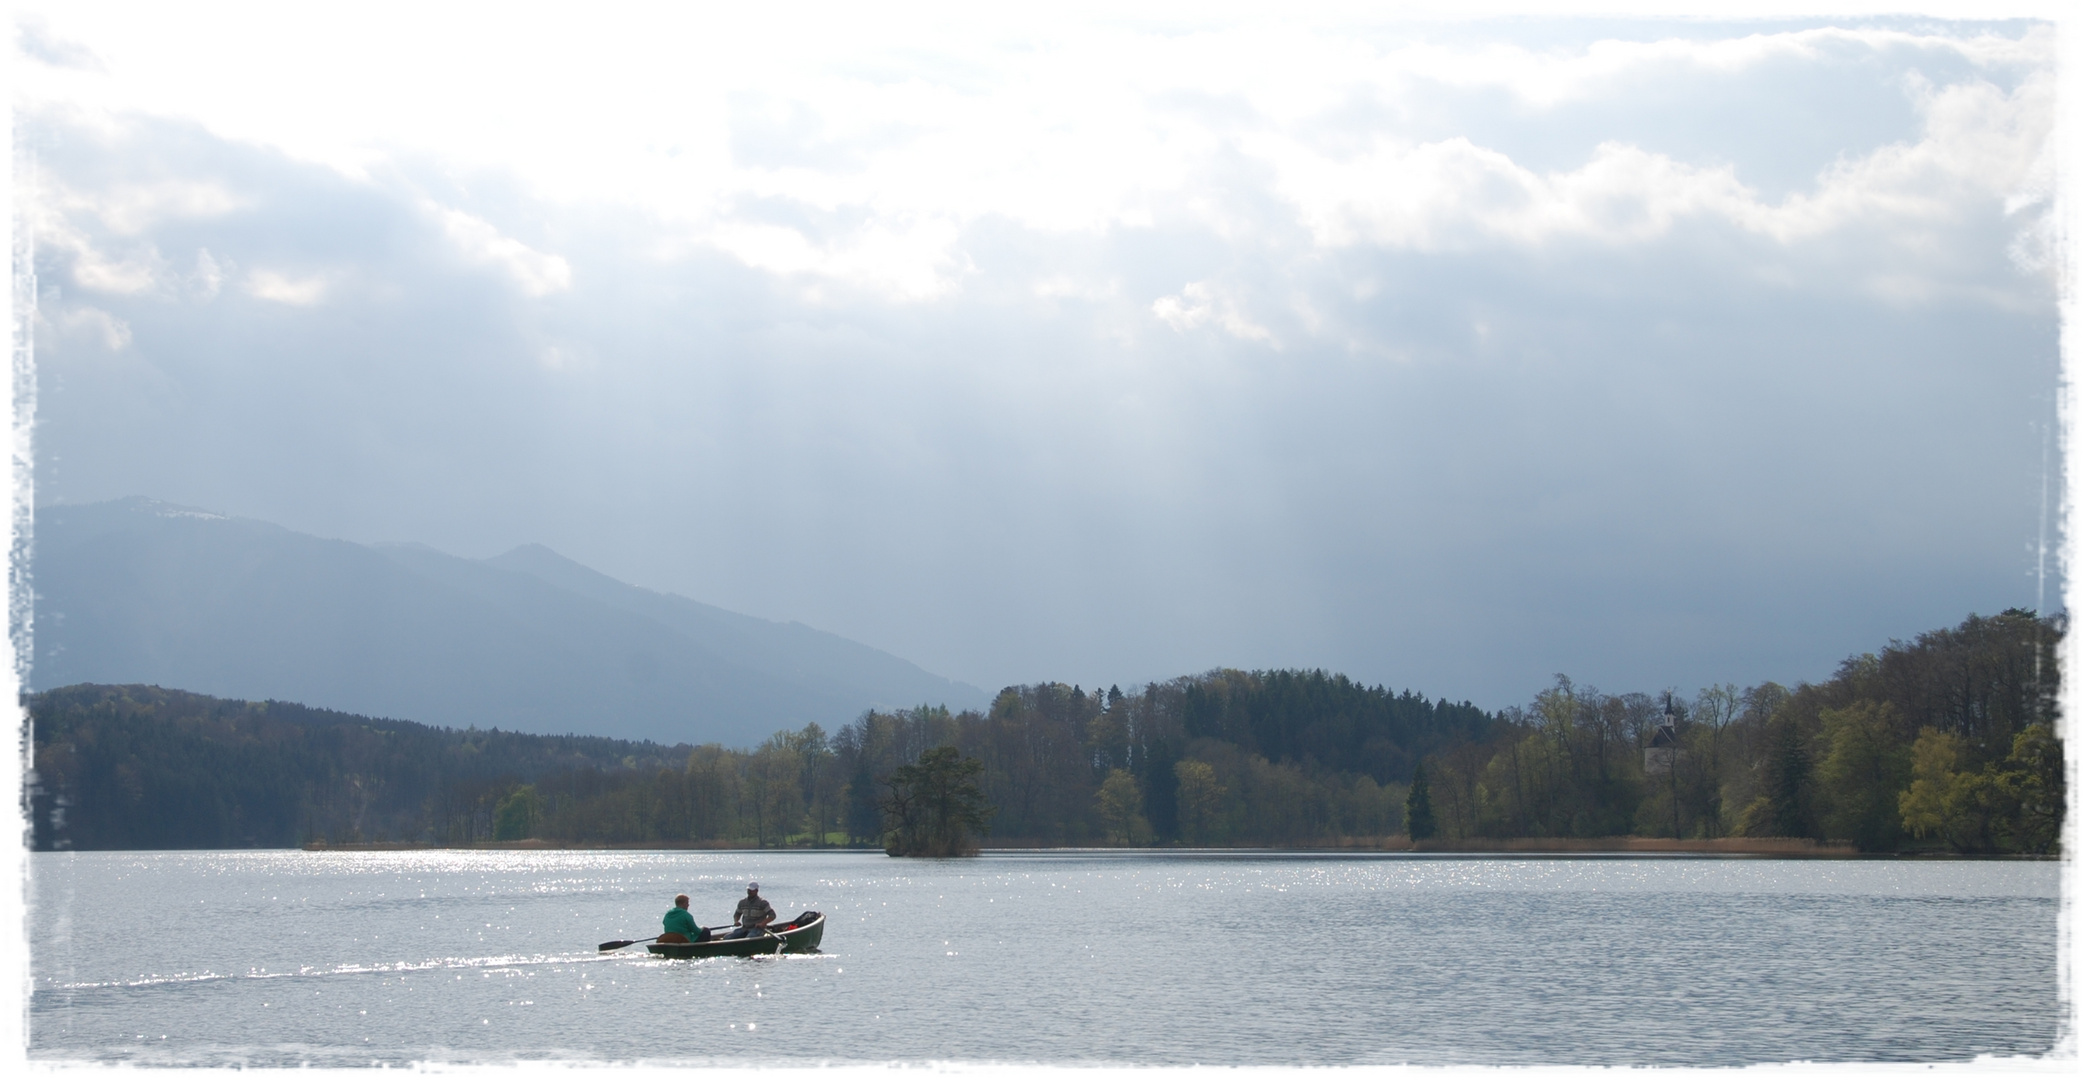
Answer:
[298,836,1864,855]
[26,610,2062,855]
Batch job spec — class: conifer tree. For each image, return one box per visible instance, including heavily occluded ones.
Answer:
[1406,761,1438,840]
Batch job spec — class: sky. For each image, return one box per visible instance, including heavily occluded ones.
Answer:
[9,2,2069,710]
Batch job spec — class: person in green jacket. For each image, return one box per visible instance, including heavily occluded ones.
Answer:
[660,893,706,943]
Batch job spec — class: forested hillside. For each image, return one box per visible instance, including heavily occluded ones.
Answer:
[27,685,693,849]
[26,611,2062,852]
[27,672,1493,849]
[1412,610,2063,854]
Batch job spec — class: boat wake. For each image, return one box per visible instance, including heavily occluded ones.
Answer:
[46,949,630,992]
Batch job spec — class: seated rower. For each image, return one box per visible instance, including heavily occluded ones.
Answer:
[721,881,775,939]
[658,893,708,943]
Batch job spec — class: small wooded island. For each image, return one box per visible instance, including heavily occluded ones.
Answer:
[28,610,2061,856]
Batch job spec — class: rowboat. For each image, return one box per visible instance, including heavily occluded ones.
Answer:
[645,911,825,958]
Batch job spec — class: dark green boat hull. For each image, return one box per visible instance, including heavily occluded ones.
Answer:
[645,913,825,959]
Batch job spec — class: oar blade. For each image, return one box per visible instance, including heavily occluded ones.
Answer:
[598,938,641,951]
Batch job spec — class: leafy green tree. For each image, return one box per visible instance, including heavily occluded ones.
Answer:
[747,735,804,846]
[784,722,838,844]
[1899,728,1963,842]
[1173,759,1226,844]
[1937,768,2010,853]
[1903,724,2064,854]
[684,744,743,841]
[1094,768,1149,845]
[1816,702,1909,851]
[2000,724,2064,854]
[492,784,540,841]
[882,745,995,856]
[1406,761,1437,840]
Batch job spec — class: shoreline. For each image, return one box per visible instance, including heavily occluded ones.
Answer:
[300,838,765,851]
[985,836,1868,857]
[275,836,2034,858]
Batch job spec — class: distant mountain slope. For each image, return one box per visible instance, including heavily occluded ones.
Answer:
[28,498,988,744]
[483,543,935,695]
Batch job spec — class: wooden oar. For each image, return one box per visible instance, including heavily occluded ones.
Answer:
[599,924,729,951]
[760,925,789,954]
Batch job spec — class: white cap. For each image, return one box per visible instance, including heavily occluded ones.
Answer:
[747,881,759,890]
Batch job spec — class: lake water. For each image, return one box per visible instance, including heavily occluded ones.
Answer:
[28,849,2064,1067]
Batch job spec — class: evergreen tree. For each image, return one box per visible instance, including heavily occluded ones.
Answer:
[1741,715,1817,839]
[1406,761,1438,840]
[843,756,884,844]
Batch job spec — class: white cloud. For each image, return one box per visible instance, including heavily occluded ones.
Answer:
[244,269,328,305]
[1034,276,1119,301]
[1365,25,2048,110]
[434,207,572,297]
[1253,67,2051,285]
[26,175,246,296]
[60,239,159,293]
[1262,135,1762,250]
[1153,282,1277,347]
[16,17,103,71]
[30,203,158,295]
[702,217,969,301]
[1752,74,2052,242]
[9,8,2053,312]
[54,305,132,350]
[81,180,242,236]
[17,9,2047,307]
[192,248,225,300]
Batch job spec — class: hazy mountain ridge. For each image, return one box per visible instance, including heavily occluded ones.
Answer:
[29,497,988,744]
[482,543,924,690]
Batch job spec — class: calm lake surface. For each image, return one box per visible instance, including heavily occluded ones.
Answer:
[29,849,2063,1066]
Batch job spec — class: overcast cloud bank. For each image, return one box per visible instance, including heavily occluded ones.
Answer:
[15,7,2061,707]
